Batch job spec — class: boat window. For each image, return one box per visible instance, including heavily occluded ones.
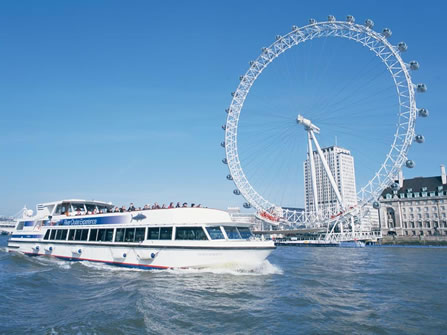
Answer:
[175,227,208,240]
[160,227,172,240]
[206,227,224,240]
[75,229,82,240]
[97,229,106,241]
[56,229,63,240]
[125,228,135,242]
[98,206,108,214]
[73,204,86,214]
[44,230,50,240]
[68,229,75,240]
[237,227,252,239]
[105,229,114,242]
[81,229,88,241]
[89,229,98,241]
[147,227,160,240]
[224,226,242,239]
[115,228,125,242]
[55,203,72,215]
[54,205,62,215]
[61,229,68,240]
[135,228,145,242]
[50,229,57,240]
[16,222,24,230]
[86,204,97,214]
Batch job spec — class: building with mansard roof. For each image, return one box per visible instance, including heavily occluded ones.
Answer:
[379,165,447,237]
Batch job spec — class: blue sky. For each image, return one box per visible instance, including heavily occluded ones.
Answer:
[0,0,446,215]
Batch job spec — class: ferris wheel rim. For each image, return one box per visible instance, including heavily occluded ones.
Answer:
[224,18,419,225]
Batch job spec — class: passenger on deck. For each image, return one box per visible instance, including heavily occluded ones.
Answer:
[143,204,150,210]
[182,202,188,208]
[168,202,174,209]
[120,206,126,213]
[128,203,136,212]
[196,204,201,208]
[191,203,195,207]
[162,204,166,209]
[114,207,120,213]
[176,202,181,208]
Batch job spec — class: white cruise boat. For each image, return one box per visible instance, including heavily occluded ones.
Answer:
[7,199,275,269]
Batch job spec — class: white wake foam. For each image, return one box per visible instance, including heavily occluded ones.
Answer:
[168,260,283,276]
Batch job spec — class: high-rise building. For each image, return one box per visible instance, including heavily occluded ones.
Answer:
[304,146,357,215]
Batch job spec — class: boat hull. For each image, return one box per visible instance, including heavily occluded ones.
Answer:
[7,241,274,269]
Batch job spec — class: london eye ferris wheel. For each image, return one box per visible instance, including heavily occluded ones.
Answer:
[221,15,428,228]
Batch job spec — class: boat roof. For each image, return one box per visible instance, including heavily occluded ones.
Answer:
[39,199,113,206]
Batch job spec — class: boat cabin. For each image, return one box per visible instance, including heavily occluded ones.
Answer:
[37,199,114,217]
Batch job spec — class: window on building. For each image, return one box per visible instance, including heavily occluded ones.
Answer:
[417,207,421,212]
[424,207,429,212]
[410,207,414,212]
[427,222,431,228]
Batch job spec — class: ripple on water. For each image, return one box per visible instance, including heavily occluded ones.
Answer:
[1,235,447,334]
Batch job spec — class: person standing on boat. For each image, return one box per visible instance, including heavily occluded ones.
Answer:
[128,203,136,211]
[175,202,181,208]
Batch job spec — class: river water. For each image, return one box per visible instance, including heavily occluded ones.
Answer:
[0,235,446,334]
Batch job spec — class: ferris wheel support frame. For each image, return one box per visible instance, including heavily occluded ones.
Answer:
[223,16,425,227]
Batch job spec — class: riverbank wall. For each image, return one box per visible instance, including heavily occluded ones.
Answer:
[381,235,447,246]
